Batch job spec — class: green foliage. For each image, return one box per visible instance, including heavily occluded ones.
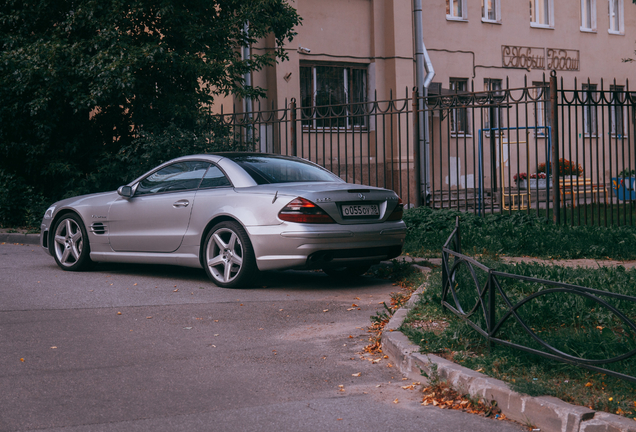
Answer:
[0,0,301,225]
[403,207,636,260]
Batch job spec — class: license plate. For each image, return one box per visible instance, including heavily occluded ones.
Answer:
[341,204,380,217]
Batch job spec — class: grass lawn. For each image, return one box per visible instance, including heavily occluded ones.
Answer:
[392,208,636,418]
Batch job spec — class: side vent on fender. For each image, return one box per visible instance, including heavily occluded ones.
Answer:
[90,222,107,235]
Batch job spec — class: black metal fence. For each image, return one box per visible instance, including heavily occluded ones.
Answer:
[210,72,636,226]
[441,217,636,383]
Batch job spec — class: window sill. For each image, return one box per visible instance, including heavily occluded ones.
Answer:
[446,16,468,22]
[481,18,501,24]
[608,30,624,36]
[580,27,597,33]
[530,23,554,29]
[450,133,473,138]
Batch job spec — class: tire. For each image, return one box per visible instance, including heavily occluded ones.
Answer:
[50,213,92,271]
[322,265,371,278]
[203,221,257,288]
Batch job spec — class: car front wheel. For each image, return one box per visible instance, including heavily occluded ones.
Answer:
[203,221,257,288]
[51,214,92,271]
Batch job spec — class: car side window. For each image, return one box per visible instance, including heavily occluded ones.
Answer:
[199,164,232,189]
[136,161,209,196]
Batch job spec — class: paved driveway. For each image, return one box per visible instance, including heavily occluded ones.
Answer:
[0,243,524,431]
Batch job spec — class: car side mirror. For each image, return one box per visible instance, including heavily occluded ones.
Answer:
[117,185,134,198]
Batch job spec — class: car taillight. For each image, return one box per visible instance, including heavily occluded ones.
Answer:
[278,197,335,224]
[386,198,404,221]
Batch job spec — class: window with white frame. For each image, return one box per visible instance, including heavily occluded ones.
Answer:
[484,79,503,134]
[450,78,469,135]
[581,0,596,31]
[446,0,467,20]
[300,64,367,129]
[530,0,554,27]
[608,0,624,34]
[582,84,598,136]
[610,85,627,137]
[531,82,550,136]
[482,0,501,22]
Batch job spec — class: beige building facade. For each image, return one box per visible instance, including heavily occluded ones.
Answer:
[215,0,636,208]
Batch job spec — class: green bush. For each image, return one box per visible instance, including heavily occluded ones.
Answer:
[403,207,636,260]
[0,170,49,228]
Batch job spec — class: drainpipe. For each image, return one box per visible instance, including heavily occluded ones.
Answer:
[242,22,253,146]
[413,0,435,205]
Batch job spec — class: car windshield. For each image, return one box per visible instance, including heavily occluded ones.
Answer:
[231,155,342,185]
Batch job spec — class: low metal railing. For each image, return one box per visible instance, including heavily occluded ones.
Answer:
[441,216,636,383]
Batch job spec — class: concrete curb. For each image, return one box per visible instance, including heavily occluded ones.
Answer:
[0,233,40,245]
[382,283,636,432]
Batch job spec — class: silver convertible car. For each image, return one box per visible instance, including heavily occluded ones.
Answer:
[40,153,406,288]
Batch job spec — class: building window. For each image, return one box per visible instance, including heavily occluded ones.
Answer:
[484,79,503,134]
[608,0,624,34]
[300,64,367,129]
[530,0,553,27]
[482,0,501,22]
[532,82,550,136]
[610,85,627,137]
[446,0,467,21]
[582,84,598,137]
[581,0,596,31]
[450,78,469,135]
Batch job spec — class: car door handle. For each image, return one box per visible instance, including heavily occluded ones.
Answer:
[173,200,190,208]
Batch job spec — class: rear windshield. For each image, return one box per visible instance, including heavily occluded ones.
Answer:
[231,155,342,185]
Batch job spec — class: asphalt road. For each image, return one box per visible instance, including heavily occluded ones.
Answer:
[0,243,525,432]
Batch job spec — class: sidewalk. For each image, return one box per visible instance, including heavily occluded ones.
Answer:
[0,229,39,245]
[382,258,636,432]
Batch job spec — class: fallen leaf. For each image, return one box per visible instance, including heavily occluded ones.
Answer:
[323,309,329,312]
[184,327,192,330]
[585,382,593,387]
[133,283,137,286]
[347,308,355,311]
[351,304,358,307]
[354,297,360,300]
[173,289,179,292]
[393,398,399,404]
[117,312,122,315]
[50,346,57,349]
[352,372,361,377]
[20,358,25,362]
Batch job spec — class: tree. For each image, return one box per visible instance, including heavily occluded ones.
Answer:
[0,0,300,225]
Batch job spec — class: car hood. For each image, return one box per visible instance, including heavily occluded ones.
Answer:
[52,191,119,210]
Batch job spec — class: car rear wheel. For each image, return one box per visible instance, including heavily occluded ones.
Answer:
[203,221,257,288]
[51,214,92,271]
[322,265,371,278]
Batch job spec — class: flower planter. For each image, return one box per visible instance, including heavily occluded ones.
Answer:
[612,177,636,201]
[517,178,552,189]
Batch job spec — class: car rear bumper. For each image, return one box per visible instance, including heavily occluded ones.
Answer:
[246,222,406,271]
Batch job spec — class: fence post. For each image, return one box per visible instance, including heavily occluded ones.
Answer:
[413,88,422,207]
[549,71,560,223]
[487,271,496,350]
[290,98,297,157]
[455,216,461,254]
